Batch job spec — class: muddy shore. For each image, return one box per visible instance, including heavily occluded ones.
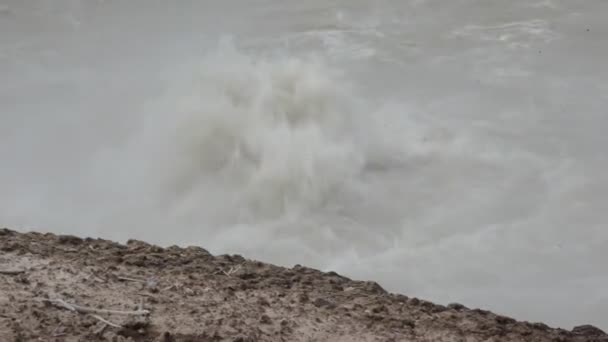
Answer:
[0,228,606,341]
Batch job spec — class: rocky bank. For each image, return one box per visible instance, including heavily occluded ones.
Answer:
[0,228,606,341]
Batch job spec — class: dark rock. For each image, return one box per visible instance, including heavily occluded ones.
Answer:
[218,254,235,262]
[431,304,448,313]
[149,245,165,253]
[230,255,246,263]
[572,325,607,336]
[360,281,387,294]
[257,297,270,307]
[367,314,385,322]
[166,245,182,253]
[184,246,210,256]
[161,332,176,342]
[301,276,314,285]
[126,239,150,249]
[0,228,15,236]
[471,308,491,316]
[495,315,516,325]
[298,293,309,303]
[259,314,272,325]
[238,271,256,280]
[447,303,468,311]
[420,300,435,310]
[232,337,254,342]
[312,298,335,309]
[530,322,550,331]
[393,294,409,302]
[371,305,386,314]
[402,319,416,329]
[122,255,147,267]
[0,242,19,252]
[57,235,83,245]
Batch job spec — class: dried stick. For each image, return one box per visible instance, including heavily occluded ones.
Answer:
[117,276,146,283]
[51,326,66,337]
[0,269,25,275]
[93,323,108,336]
[48,298,150,316]
[216,264,242,277]
[90,314,122,328]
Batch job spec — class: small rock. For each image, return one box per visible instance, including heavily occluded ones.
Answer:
[495,315,516,325]
[298,293,309,303]
[58,235,83,245]
[184,245,210,256]
[530,322,550,331]
[149,245,165,253]
[126,239,150,249]
[0,228,15,236]
[257,297,270,307]
[393,294,409,302]
[14,274,29,285]
[259,314,272,325]
[312,298,335,309]
[447,303,468,311]
[371,305,386,314]
[159,332,175,342]
[360,281,387,294]
[431,304,448,313]
[472,308,491,316]
[367,314,385,322]
[238,271,256,280]
[420,300,435,310]
[402,319,416,329]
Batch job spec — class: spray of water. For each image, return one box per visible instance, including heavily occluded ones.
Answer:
[2,1,608,327]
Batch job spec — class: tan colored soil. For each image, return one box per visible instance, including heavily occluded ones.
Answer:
[0,228,606,342]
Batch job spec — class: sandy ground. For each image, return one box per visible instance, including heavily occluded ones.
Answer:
[0,228,606,342]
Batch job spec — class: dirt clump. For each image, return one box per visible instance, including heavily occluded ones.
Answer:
[0,228,606,341]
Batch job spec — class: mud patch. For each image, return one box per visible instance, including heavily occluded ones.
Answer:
[0,228,605,341]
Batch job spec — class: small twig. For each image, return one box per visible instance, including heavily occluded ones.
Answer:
[219,264,242,277]
[51,326,66,337]
[0,269,25,275]
[161,282,179,292]
[93,323,108,336]
[52,298,77,312]
[117,276,146,283]
[47,298,150,316]
[44,298,125,331]
[84,272,107,283]
[90,314,122,328]
[66,255,83,263]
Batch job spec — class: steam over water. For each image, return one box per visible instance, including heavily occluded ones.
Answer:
[1,0,607,329]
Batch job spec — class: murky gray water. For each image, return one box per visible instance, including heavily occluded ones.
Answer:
[1,0,607,329]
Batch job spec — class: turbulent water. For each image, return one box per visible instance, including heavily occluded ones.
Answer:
[1,0,607,329]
